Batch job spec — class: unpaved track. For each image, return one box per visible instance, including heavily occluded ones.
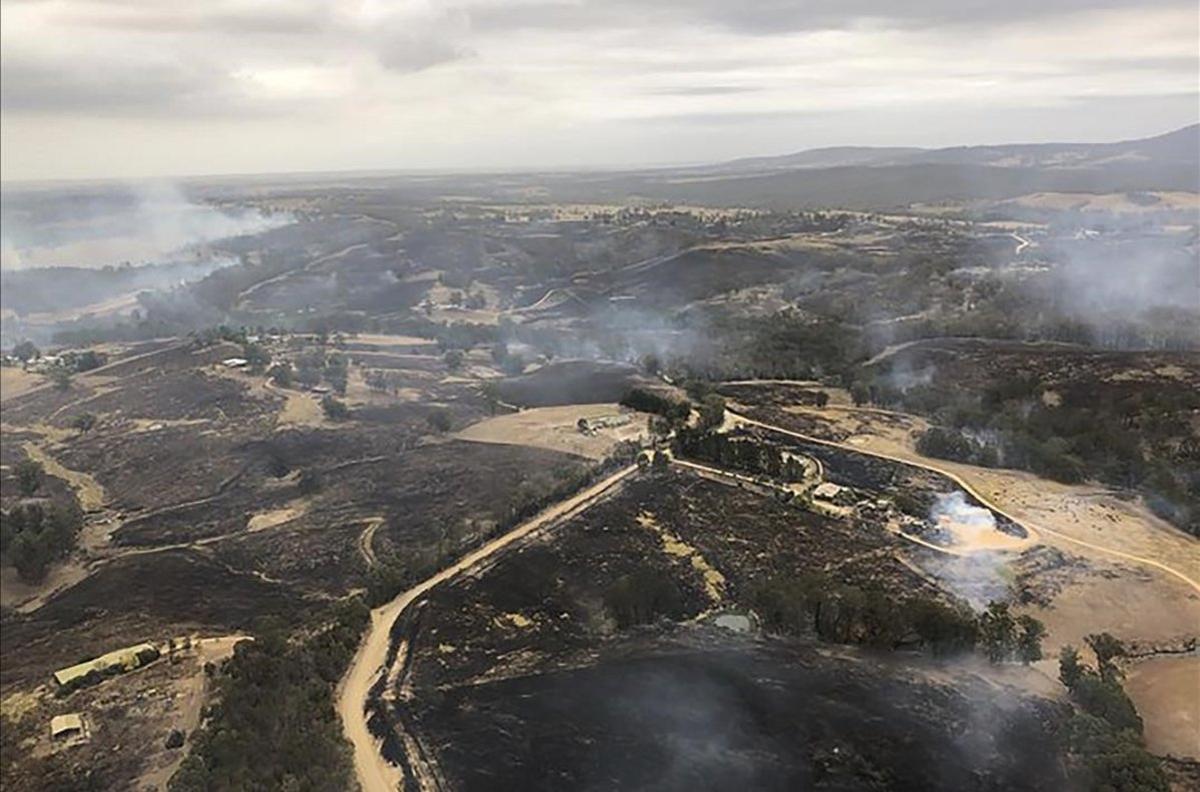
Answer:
[357,518,384,569]
[732,410,1200,594]
[338,464,638,792]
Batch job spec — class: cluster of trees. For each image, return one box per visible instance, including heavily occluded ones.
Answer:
[55,349,106,374]
[190,325,272,373]
[9,340,40,363]
[445,290,487,310]
[894,373,1199,534]
[190,325,251,349]
[320,395,350,421]
[604,569,686,629]
[636,450,672,476]
[287,351,347,394]
[676,312,865,382]
[750,573,1044,662]
[675,430,806,483]
[1058,635,1167,792]
[5,344,107,390]
[0,500,84,583]
[169,600,369,792]
[14,459,44,496]
[490,341,527,376]
[619,387,690,423]
[385,317,496,352]
[361,369,388,392]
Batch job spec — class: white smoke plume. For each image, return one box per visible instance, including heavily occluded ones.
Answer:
[0,181,291,271]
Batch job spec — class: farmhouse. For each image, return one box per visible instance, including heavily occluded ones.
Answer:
[576,414,632,435]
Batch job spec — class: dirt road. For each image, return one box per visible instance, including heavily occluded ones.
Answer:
[1011,231,1031,255]
[337,464,638,792]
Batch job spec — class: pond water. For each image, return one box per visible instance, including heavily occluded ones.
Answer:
[713,613,753,633]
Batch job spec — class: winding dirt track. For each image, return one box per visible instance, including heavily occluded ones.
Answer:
[732,410,1200,595]
[337,464,638,792]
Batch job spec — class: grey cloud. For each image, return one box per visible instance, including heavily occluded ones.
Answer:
[0,51,221,115]
[466,0,1193,35]
[45,0,331,35]
[372,6,473,73]
[648,86,758,97]
[0,1,475,118]
[376,37,472,73]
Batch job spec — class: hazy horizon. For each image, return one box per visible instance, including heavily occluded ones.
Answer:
[2,0,1198,182]
[1,120,1196,188]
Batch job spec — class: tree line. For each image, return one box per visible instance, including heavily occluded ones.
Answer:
[1057,635,1167,791]
[751,573,1045,662]
[674,429,806,483]
[0,461,84,583]
[169,599,369,792]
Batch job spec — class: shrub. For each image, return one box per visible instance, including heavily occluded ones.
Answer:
[320,395,350,420]
[427,409,453,433]
[604,569,684,629]
[15,459,44,496]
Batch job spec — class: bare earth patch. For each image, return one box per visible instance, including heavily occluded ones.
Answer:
[23,441,107,511]
[1124,655,1200,760]
[456,404,646,460]
[1,368,45,401]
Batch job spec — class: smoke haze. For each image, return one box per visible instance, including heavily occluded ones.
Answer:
[0,181,290,271]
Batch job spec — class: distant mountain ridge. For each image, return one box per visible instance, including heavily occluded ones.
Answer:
[713,124,1200,174]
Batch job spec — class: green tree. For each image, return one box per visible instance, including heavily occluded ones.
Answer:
[70,413,97,434]
[49,366,73,391]
[242,342,271,373]
[268,363,293,388]
[320,395,350,420]
[1086,632,1127,679]
[12,340,39,362]
[480,381,501,415]
[427,409,453,433]
[443,349,465,371]
[604,568,684,629]
[15,459,44,496]
[1016,614,1047,664]
[978,600,1017,662]
[697,395,726,432]
[1060,645,1084,689]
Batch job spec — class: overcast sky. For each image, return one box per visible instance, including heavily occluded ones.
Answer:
[2,0,1197,181]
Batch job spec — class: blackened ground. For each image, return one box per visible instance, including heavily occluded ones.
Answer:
[495,360,646,407]
[0,549,309,687]
[417,632,1070,792]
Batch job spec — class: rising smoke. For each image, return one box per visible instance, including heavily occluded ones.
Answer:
[926,492,1010,609]
[0,181,290,271]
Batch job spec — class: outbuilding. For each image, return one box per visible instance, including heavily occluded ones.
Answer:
[50,713,87,742]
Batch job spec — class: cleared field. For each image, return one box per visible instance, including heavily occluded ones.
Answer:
[456,404,646,459]
[1125,655,1200,760]
[0,367,44,401]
